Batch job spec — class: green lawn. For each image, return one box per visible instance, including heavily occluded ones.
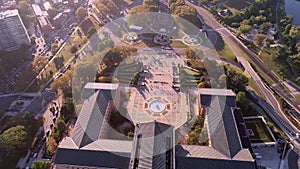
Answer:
[246,73,264,98]
[214,35,236,62]
[170,40,188,48]
[182,68,200,76]
[224,0,254,11]
[218,43,236,61]
[296,94,300,103]
[245,118,275,143]
[230,42,275,84]
[259,48,290,78]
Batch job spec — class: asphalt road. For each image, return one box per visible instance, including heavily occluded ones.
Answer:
[186,1,300,153]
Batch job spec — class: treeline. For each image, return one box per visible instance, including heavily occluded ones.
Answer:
[278,15,300,83]
[94,0,120,15]
[221,0,278,32]
[170,0,202,27]
[129,0,160,14]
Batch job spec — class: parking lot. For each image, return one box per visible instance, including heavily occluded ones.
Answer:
[252,144,281,169]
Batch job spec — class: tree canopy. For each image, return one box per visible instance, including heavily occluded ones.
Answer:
[226,68,248,92]
[46,137,57,156]
[32,160,51,169]
[129,4,158,14]
[102,46,137,68]
[236,91,246,105]
[184,48,204,61]
[0,125,27,151]
[173,5,201,27]
[238,24,252,35]
[32,56,48,74]
[253,33,266,46]
[75,7,88,22]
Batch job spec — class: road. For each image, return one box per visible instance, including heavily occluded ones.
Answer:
[186,1,300,154]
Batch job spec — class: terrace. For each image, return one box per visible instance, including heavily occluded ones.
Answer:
[244,116,276,144]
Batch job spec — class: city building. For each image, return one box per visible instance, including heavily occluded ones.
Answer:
[52,13,67,29]
[0,0,16,9]
[53,83,256,169]
[37,16,53,32]
[32,4,53,32]
[0,9,30,52]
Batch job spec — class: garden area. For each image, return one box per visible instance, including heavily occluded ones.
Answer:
[180,115,209,146]
[244,117,275,143]
[112,61,143,85]
[179,67,204,88]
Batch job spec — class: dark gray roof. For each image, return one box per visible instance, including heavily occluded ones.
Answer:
[199,89,242,158]
[72,86,116,148]
[175,156,256,169]
[54,148,131,169]
[129,121,175,169]
[56,86,255,169]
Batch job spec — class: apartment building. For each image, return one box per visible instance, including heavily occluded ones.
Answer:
[0,9,30,52]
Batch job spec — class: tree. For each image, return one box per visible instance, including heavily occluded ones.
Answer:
[129,5,151,14]
[170,0,185,12]
[94,2,110,15]
[106,0,119,14]
[236,91,246,105]
[60,98,75,122]
[289,26,300,41]
[291,53,300,64]
[17,1,30,15]
[25,14,36,23]
[32,56,48,74]
[254,34,266,46]
[103,46,137,67]
[238,24,252,35]
[226,68,248,92]
[87,27,97,38]
[197,82,206,88]
[0,125,27,151]
[70,45,78,54]
[97,76,112,83]
[56,119,67,136]
[143,0,159,6]
[185,48,196,61]
[51,43,59,55]
[51,130,61,143]
[25,111,34,124]
[295,76,300,85]
[53,56,64,70]
[48,8,58,19]
[75,7,88,22]
[51,70,72,97]
[46,137,57,156]
[32,160,51,169]
[173,5,201,27]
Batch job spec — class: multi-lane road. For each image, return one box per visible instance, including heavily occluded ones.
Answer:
[185,1,300,152]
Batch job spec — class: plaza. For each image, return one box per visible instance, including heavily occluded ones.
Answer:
[115,49,193,128]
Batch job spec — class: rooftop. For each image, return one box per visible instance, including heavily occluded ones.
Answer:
[198,88,236,97]
[0,9,18,19]
[55,84,255,169]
